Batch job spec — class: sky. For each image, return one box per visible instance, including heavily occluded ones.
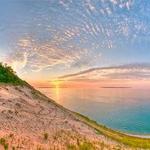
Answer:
[0,0,150,87]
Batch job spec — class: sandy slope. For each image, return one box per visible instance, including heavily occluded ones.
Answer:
[0,84,131,150]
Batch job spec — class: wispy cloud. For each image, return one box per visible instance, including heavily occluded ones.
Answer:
[1,0,150,80]
[6,34,98,74]
[59,63,150,81]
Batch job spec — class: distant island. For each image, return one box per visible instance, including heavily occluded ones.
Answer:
[101,87,131,89]
[1,63,150,149]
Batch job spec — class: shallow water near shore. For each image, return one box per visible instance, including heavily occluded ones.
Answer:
[38,87,150,135]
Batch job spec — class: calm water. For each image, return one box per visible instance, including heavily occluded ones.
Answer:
[38,87,150,135]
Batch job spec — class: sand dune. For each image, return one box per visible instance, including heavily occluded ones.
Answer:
[0,84,131,150]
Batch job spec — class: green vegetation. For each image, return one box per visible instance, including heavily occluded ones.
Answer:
[78,142,94,150]
[0,63,25,85]
[1,62,150,149]
[0,138,9,150]
[67,141,94,150]
[75,112,150,149]
[67,144,77,150]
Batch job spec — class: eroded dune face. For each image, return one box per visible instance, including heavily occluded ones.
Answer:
[0,85,128,150]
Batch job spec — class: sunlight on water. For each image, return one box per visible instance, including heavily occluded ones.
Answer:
[50,80,63,102]
[38,87,150,135]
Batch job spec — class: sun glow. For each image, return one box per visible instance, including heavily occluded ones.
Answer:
[51,79,64,100]
[51,79,63,88]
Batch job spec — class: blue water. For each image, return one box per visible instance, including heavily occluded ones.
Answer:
[38,87,150,135]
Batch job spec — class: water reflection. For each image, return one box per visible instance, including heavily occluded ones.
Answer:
[38,87,150,134]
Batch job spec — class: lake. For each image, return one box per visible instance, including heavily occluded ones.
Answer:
[38,87,150,135]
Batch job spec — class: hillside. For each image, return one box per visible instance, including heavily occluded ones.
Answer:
[0,64,126,149]
[0,63,25,85]
[0,64,148,150]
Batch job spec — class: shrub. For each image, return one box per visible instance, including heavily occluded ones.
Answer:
[0,63,25,85]
[79,141,94,150]
[43,133,48,140]
[0,138,9,150]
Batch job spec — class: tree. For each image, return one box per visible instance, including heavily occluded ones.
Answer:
[0,63,24,85]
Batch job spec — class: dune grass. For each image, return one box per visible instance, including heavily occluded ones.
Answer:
[39,89,150,149]
[75,112,150,149]
[43,133,49,140]
[1,62,150,149]
[0,138,9,150]
[67,141,95,150]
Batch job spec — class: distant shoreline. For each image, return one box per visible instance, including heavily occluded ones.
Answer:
[101,87,131,89]
[38,86,132,89]
[126,133,150,139]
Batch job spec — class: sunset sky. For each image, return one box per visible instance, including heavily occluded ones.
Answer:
[0,0,150,87]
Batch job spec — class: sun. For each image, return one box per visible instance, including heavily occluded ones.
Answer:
[51,79,63,88]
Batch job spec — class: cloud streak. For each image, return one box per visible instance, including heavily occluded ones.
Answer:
[6,34,99,74]
[1,0,150,80]
[59,63,150,80]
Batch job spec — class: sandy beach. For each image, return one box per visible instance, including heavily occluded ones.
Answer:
[0,84,131,150]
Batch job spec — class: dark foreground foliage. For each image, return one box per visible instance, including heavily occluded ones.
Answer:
[0,63,25,85]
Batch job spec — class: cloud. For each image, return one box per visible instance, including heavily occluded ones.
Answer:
[59,63,150,80]
[6,34,95,73]
[5,51,28,72]
[5,20,102,73]
[2,0,150,78]
[109,0,133,10]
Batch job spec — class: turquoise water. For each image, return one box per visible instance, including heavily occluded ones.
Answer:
[38,87,150,135]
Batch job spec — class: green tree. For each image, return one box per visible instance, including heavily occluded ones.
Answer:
[0,62,25,85]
